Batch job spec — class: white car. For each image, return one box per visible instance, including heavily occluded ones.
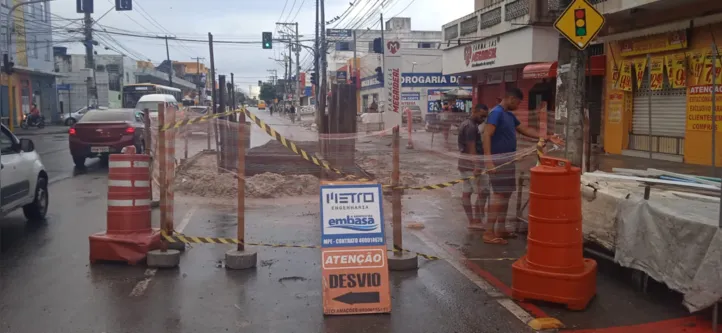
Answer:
[0,123,49,221]
[63,106,109,126]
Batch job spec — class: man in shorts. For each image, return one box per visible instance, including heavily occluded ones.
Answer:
[482,88,563,245]
[458,104,490,230]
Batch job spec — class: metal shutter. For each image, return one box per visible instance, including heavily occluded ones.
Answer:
[632,67,686,137]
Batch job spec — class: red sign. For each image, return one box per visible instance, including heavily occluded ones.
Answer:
[390,68,400,113]
[299,72,306,84]
[322,246,391,315]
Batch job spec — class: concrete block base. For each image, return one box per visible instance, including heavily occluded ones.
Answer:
[167,241,186,252]
[388,252,418,271]
[225,249,257,270]
[147,249,181,268]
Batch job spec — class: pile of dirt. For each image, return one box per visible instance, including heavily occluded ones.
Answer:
[175,154,319,198]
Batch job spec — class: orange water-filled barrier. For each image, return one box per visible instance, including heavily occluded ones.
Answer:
[512,156,597,310]
[89,147,161,264]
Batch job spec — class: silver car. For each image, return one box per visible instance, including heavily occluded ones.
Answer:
[62,106,109,126]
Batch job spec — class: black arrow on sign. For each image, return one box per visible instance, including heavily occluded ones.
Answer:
[333,292,380,305]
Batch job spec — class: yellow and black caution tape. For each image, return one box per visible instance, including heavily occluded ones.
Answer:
[161,231,440,261]
[156,107,542,191]
[158,109,245,132]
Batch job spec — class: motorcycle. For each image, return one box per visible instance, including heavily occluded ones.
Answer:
[20,113,46,129]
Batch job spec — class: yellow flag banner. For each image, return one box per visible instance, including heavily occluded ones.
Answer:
[633,58,648,90]
[665,54,687,88]
[649,57,665,90]
[618,61,633,92]
[611,63,620,89]
[689,50,706,85]
[701,50,722,85]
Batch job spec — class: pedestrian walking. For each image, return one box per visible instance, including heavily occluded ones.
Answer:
[458,104,490,230]
[481,88,563,245]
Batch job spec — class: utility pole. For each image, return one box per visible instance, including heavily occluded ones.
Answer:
[379,13,385,114]
[314,0,320,120]
[191,57,205,105]
[84,11,97,108]
[231,72,236,110]
[319,0,327,121]
[164,35,173,87]
[554,0,585,167]
[295,22,301,109]
[209,33,217,115]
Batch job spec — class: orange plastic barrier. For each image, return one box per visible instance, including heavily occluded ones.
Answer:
[511,156,597,310]
[89,147,161,264]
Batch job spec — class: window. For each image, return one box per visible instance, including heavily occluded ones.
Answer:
[0,126,17,155]
[40,2,47,22]
[417,42,436,49]
[368,41,374,52]
[29,36,37,58]
[335,41,353,51]
[80,110,135,122]
[45,41,50,61]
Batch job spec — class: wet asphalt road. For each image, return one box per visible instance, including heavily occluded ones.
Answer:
[0,111,530,333]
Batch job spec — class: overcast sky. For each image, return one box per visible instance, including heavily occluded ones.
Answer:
[51,0,472,92]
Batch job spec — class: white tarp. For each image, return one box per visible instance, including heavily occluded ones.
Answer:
[581,173,722,312]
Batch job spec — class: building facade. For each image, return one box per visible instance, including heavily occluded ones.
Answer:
[1,0,57,124]
[358,48,471,118]
[597,0,722,166]
[441,0,603,130]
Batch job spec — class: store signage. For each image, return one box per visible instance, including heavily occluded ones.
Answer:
[687,85,722,132]
[401,92,420,101]
[320,183,391,315]
[620,30,688,57]
[463,36,499,70]
[362,73,473,90]
[336,71,347,81]
[606,91,624,124]
[327,29,352,38]
[664,54,687,88]
[304,86,312,97]
[56,84,71,91]
[383,39,402,128]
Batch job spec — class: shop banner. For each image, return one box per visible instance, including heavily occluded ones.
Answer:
[649,57,665,91]
[633,58,648,90]
[619,30,688,57]
[607,91,624,124]
[383,40,402,129]
[701,51,722,85]
[690,50,707,85]
[665,54,687,89]
[687,85,722,132]
[618,61,633,92]
[611,63,620,89]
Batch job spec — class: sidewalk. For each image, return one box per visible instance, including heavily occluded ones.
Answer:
[13,125,69,136]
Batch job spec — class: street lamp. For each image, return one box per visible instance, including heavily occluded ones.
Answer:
[3,0,53,131]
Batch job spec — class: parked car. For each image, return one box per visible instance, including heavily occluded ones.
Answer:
[68,109,147,168]
[134,94,182,122]
[62,106,109,126]
[0,123,48,221]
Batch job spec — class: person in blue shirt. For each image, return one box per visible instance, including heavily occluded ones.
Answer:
[481,87,563,245]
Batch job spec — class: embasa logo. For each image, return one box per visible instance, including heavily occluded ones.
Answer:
[328,215,378,232]
[464,45,472,66]
[387,41,400,55]
[326,192,375,204]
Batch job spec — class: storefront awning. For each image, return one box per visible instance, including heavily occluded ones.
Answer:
[522,55,606,79]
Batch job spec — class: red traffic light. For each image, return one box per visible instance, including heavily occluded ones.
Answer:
[575,9,585,19]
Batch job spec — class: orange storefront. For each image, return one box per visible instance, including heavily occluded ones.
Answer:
[603,21,722,166]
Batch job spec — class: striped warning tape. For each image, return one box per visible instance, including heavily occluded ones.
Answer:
[241,108,538,191]
[161,231,440,261]
[158,109,243,132]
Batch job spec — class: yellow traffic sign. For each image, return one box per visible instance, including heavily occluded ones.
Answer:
[554,0,605,51]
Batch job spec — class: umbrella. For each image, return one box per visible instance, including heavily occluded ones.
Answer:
[444,88,472,98]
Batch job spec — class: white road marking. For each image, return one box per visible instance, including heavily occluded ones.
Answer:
[410,229,534,326]
[129,205,197,297]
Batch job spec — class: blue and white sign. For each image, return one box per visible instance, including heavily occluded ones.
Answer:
[401,92,420,101]
[326,29,352,38]
[304,86,312,97]
[320,184,385,248]
[361,72,472,91]
[56,84,71,91]
[336,71,347,81]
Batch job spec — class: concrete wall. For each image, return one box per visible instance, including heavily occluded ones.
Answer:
[23,1,53,72]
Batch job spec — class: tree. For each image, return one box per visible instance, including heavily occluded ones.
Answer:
[259,83,276,102]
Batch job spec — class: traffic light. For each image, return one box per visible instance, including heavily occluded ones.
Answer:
[574,9,587,37]
[262,32,272,49]
[310,72,317,86]
[375,66,383,84]
[372,38,383,54]
[3,54,14,74]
